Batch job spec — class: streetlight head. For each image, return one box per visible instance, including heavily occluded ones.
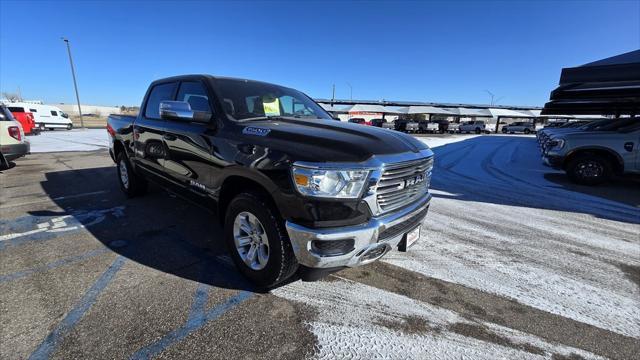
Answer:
[61,37,68,42]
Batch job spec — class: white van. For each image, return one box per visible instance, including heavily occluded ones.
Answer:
[12,103,73,130]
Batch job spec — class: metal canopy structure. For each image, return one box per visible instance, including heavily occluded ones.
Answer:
[319,103,350,113]
[396,106,455,115]
[542,49,640,116]
[445,107,493,117]
[487,108,535,118]
[316,98,541,111]
[345,104,401,114]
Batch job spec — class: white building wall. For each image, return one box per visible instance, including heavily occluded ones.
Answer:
[54,104,121,116]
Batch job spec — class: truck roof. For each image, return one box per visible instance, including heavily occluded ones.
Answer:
[150,74,288,89]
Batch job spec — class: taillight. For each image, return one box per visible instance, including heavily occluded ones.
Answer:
[106,123,116,137]
[8,126,21,141]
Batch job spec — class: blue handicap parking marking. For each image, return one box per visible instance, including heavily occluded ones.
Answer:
[0,207,125,251]
[28,256,126,360]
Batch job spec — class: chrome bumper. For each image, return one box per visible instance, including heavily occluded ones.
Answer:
[285,193,431,268]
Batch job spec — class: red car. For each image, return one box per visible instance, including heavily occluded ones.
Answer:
[6,106,38,135]
[348,117,372,126]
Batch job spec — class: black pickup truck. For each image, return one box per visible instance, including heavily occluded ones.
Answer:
[107,75,434,287]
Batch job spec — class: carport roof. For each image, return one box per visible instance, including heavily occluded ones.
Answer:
[445,107,493,117]
[346,104,400,114]
[320,103,350,113]
[396,106,455,115]
[487,108,536,118]
[542,49,640,115]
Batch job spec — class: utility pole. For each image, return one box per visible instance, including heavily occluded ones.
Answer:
[346,82,353,101]
[62,37,84,129]
[331,84,335,105]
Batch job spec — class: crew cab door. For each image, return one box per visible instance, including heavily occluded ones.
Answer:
[161,80,218,200]
[133,81,177,180]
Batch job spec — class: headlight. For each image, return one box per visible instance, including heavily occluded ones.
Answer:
[547,139,565,149]
[291,166,370,198]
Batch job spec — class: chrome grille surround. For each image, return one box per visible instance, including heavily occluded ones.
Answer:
[292,148,435,217]
[376,157,433,213]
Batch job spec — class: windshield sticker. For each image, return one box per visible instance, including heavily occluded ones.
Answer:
[243,127,271,136]
[262,96,281,116]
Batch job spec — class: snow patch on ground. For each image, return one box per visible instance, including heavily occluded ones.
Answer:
[417,134,480,148]
[27,129,108,153]
[273,278,603,359]
[385,136,640,338]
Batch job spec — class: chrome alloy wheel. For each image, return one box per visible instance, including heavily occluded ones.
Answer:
[119,160,129,189]
[233,211,270,270]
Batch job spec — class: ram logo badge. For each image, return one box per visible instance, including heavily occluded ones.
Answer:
[242,127,270,136]
[189,180,206,191]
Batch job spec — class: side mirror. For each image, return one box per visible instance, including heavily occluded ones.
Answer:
[160,101,211,123]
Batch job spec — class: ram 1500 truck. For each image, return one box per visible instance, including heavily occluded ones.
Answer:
[107,75,433,287]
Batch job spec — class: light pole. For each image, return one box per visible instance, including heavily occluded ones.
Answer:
[485,90,504,133]
[346,82,353,101]
[62,37,84,129]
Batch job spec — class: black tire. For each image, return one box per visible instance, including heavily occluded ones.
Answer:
[502,128,508,134]
[0,152,7,170]
[475,128,481,134]
[224,192,298,288]
[67,124,73,130]
[524,128,531,134]
[116,151,147,197]
[39,123,45,131]
[567,154,612,185]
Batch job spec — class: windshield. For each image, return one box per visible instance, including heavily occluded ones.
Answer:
[213,78,332,121]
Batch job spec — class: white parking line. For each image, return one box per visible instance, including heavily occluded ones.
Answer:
[0,190,107,209]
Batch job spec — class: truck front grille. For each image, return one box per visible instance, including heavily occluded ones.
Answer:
[376,157,433,213]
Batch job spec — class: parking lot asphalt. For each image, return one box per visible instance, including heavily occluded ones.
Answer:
[1,135,639,359]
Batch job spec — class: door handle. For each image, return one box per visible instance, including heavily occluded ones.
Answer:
[163,134,177,141]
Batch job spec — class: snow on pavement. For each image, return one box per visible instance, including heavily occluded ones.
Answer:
[27,129,108,153]
[384,136,640,338]
[273,278,604,360]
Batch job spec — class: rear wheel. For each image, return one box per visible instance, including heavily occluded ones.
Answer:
[567,154,611,185]
[501,128,508,133]
[39,123,45,131]
[524,128,531,134]
[116,152,147,197]
[224,192,298,288]
[0,152,7,170]
[475,128,481,134]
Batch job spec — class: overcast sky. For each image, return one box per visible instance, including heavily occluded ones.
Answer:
[1,0,638,107]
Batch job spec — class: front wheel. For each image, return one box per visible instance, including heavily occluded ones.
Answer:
[475,128,481,134]
[225,192,298,288]
[524,128,531,134]
[567,154,611,185]
[116,152,147,197]
[66,123,73,130]
[39,123,45,131]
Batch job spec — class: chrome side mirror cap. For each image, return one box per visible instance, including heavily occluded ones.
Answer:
[160,101,211,122]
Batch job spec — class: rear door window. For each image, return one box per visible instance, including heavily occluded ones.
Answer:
[51,111,58,116]
[8,107,25,112]
[145,82,178,119]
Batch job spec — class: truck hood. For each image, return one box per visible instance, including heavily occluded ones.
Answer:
[235,117,429,163]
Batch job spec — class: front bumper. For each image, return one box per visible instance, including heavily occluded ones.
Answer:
[542,153,564,169]
[286,193,431,268]
[1,141,30,161]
